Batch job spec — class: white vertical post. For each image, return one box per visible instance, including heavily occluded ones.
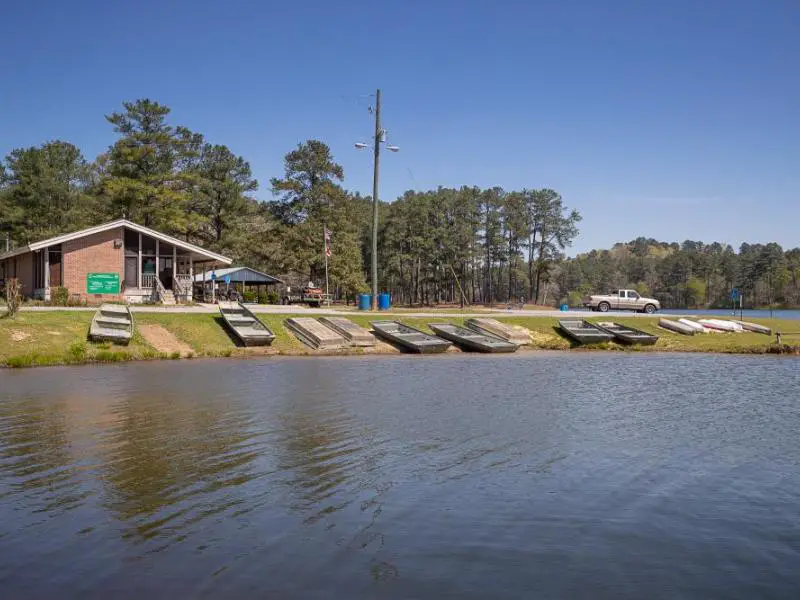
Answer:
[44,247,50,301]
[189,256,194,301]
[155,240,160,285]
[137,232,142,289]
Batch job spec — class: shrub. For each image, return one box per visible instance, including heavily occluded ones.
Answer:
[51,286,70,306]
[68,341,87,360]
[243,290,257,303]
[257,292,268,304]
[4,278,22,316]
[267,291,279,304]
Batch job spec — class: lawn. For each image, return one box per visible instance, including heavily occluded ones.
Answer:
[0,310,795,368]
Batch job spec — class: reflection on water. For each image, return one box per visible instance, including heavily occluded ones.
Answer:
[1,354,800,598]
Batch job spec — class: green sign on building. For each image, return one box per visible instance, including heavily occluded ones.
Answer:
[87,273,121,295]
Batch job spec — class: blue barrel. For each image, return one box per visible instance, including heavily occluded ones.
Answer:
[378,293,391,310]
[560,304,569,312]
[358,294,372,310]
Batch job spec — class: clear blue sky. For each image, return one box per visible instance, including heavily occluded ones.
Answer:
[1,0,798,254]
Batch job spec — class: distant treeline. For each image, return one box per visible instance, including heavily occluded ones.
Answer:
[559,239,800,309]
[1,98,794,308]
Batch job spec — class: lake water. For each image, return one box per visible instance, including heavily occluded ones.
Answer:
[1,355,799,599]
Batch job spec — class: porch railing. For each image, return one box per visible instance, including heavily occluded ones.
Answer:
[141,273,156,290]
[173,274,193,300]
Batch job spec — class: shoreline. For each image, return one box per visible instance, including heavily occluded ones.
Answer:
[1,311,798,369]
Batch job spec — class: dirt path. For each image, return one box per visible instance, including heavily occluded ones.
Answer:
[138,324,193,356]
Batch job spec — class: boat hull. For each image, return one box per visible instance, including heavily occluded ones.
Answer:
[219,303,275,347]
[371,321,451,354]
[659,318,695,335]
[558,320,615,345]
[89,304,133,346]
[429,323,518,353]
[464,318,530,345]
[596,322,659,345]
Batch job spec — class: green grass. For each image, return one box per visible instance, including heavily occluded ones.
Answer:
[1,310,797,369]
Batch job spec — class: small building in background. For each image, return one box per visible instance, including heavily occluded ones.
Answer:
[0,219,231,304]
[193,267,283,302]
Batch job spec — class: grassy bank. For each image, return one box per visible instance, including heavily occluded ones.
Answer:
[0,311,797,368]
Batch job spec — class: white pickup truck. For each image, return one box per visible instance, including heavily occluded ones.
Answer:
[582,289,660,314]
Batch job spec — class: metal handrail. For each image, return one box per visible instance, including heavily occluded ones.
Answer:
[154,276,167,302]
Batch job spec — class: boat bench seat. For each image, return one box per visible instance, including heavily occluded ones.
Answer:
[96,315,130,326]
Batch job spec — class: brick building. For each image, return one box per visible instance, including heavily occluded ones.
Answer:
[0,220,231,304]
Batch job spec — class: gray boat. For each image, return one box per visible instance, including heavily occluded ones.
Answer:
[285,317,345,350]
[371,321,452,354]
[658,318,695,336]
[429,323,518,353]
[464,318,531,345]
[219,302,275,346]
[596,322,659,345]
[558,319,615,345]
[89,303,133,345]
[318,316,375,346]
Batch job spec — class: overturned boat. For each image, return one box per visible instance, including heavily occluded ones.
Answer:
[558,320,615,345]
[318,316,375,346]
[596,322,659,345]
[464,318,531,345]
[285,317,345,350]
[678,318,708,333]
[371,321,452,354]
[734,320,772,335]
[89,303,133,345]
[428,323,518,353]
[698,319,744,332]
[658,318,695,336]
[219,302,275,346]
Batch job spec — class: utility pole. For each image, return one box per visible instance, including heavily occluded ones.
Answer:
[371,88,381,311]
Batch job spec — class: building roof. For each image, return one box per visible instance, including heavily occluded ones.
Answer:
[194,266,283,284]
[0,219,232,264]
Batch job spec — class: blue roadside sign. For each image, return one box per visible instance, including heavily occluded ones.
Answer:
[730,288,740,301]
[211,271,217,281]
[224,275,231,285]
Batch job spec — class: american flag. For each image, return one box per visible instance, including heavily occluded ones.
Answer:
[324,227,332,257]
[324,227,332,242]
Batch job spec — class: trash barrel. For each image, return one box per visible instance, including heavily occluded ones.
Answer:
[560,304,569,312]
[358,294,372,311]
[378,293,391,311]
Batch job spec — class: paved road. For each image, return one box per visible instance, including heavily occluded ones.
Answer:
[9,303,690,319]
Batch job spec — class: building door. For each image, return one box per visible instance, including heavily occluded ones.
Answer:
[124,257,138,289]
[49,250,62,287]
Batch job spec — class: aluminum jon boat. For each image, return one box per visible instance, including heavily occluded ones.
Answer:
[428,323,519,353]
[678,318,708,333]
[698,319,743,332]
[464,318,531,345]
[596,322,659,346]
[734,320,772,335]
[371,321,452,354]
[558,320,615,345]
[318,316,375,346]
[219,302,275,346]
[285,317,345,350]
[89,303,133,345]
[659,318,695,335]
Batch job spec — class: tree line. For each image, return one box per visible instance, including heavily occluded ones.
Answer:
[557,239,800,309]
[2,98,794,308]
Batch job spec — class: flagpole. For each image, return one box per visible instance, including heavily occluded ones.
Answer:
[324,224,330,306]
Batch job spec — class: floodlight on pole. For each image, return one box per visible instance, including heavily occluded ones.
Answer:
[353,88,399,310]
